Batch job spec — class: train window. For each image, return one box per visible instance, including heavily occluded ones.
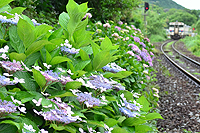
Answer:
[169,25,174,28]
[175,25,178,28]
[179,25,184,27]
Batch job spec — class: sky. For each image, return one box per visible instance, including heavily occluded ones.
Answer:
[173,0,200,10]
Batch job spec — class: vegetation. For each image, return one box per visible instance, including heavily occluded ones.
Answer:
[0,0,162,132]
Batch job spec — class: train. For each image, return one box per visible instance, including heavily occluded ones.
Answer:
[169,22,192,40]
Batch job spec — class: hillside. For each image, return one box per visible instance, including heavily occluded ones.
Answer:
[144,0,185,10]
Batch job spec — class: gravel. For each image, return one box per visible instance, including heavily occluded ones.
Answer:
[153,41,200,132]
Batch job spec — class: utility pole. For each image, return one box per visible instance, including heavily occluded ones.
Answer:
[143,2,149,37]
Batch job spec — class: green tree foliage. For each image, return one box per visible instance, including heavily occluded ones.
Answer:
[146,11,167,41]
[144,0,185,10]
[166,9,197,26]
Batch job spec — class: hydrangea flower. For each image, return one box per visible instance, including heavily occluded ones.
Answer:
[133,36,140,42]
[0,75,24,87]
[83,13,92,19]
[127,51,134,56]
[102,62,126,73]
[0,60,24,73]
[60,40,80,55]
[88,74,125,92]
[103,23,111,28]
[144,37,150,42]
[22,123,36,133]
[114,26,121,31]
[128,44,141,54]
[41,70,60,83]
[139,42,146,48]
[0,99,17,115]
[76,92,102,108]
[134,54,142,61]
[118,21,123,25]
[33,98,81,124]
[95,21,102,26]
[119,107,140,117]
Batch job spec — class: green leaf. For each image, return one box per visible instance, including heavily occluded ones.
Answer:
[25,40,51,56]
[74,60,90,71]
[46,50,52,64]
[48,28,63,41]
[103,71,133,79]
[122,117,146,126]
[0,5,11,13]
[112,127,128,133]
[0,120,20,130]
[9,52,26,61]
[65,81,82,90]
[87,120,105,127]
[91,41,100,57]
[24,52,40,66]
[136,96,152,112]
[100,36,119,51]
[105,118,118,127]
[120,90,133,101]
[16,91,35,103]
[80,49,90,60]
[13,71,38,91]
[17,19,35,49]
[66,0,79,16]
[145,113,163,120]
[9,25,24,53]
[10,7,26,14]
[46,38,63,52]
[48,91,75,98]
[32,69,46,88]
[18,117,40,133]
[64,125,76,133]
[0,39,7,44]
[135,125,153,132]
[59,12,70,30]
[0,0,14,8]
[0,124,17,133]
[34,24,53,38]
[50,56,71,65]
[93,51,111,70]
[105,96,116,101]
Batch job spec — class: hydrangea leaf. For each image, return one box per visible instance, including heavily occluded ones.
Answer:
[136,96,152,112]
[59,12,70,31]
[103,71,133,79]
[65,81,82,90]
[17,19,36,49]
[93,51,112,70]
[50,56,72,65]
[112,127,128,133]
[122,117,146,126]
[25,40,51,56]
[34,24,53,38]
[13,71,38,91]
[135,125,153,132]
[105,118,118,127]
[0,123,18,133]
[0,0,14,8]
[10,7,26,14]
[144,113,164,120]
[32,69,46,89]
[9,26,24,53]
[0,120,20,130]
[9,52,26,61]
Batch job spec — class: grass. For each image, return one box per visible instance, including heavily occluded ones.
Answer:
[192,72,200,75]
[180,35,200,57]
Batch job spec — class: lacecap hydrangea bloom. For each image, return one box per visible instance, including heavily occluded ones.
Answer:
[0,99,17,116]
[0,60,24,73]
[102,62,126,73]
[60,39,80,54]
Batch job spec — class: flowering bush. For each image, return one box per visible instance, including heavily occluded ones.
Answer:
[0,0,162,133]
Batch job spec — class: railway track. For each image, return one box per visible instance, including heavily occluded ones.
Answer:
[155,40,200,132]
[161,40,200,85]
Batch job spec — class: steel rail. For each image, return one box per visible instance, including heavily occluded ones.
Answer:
[161,41,200,85]
[172,42,200,66]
